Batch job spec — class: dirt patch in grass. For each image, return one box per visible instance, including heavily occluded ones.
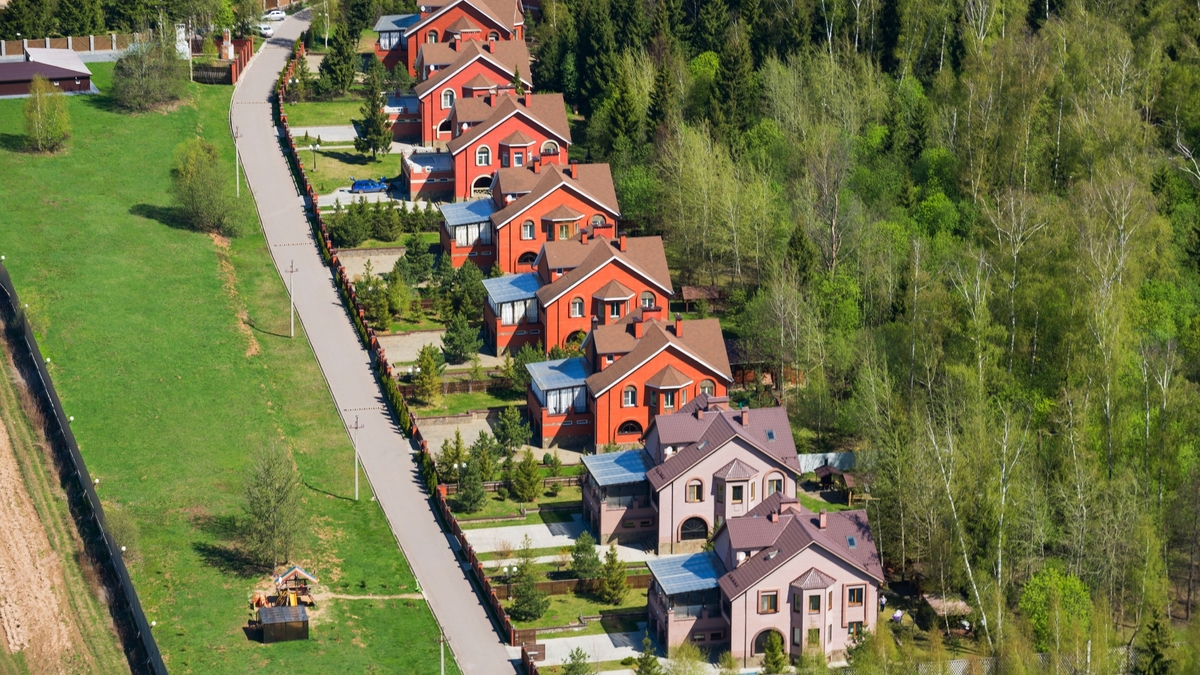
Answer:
[210,233,260,357]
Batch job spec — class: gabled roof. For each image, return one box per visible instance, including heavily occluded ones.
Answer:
[535,236,672,306]
[490,164,619,230]
[584,317,730,398]
[793,567,838,590]
[405,0,521,38]
[462,73,496,89]
[446,15,481,31]
[415,40,531,98]
[716,493,884,599]
[644,364,694,389]
[447,93,571,154]
[543,204,584,221]
[500,130,535,146]
[592,279,634,301]
[713,458,759,480]
[725,512,793,550]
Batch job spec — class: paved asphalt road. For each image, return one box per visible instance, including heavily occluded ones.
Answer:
[230,14,520,675]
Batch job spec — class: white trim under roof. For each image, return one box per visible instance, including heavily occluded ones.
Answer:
[540,255,672,306]
[405,0,513,37]
[449,106,571,157]
[492,179,620,229]
[415,51,531,100]
[589,340,733,398]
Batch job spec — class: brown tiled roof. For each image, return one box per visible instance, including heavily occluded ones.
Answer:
[536,237,672,307]
[793,567,838,590]
[451,96,495,125]
[406,0,521,36]
[592,279,635,300]
[500,130,535,145]
[415,40,530,98]
[461,73,496,89]
[726,512,793,549]
[490,163,618,228]
[446,15,481,31]
[644,364,694,389]
[543,204,584,221]
[713,458,759,480]
[585,317,730,397]
[716,493,884,599]
[447,93,570,154]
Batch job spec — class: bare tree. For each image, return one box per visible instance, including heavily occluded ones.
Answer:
[985,189,1047,373]
[802,125,859,276]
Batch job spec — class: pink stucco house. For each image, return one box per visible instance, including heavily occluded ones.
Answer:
[580,394,801,552]
[645,492,883,666]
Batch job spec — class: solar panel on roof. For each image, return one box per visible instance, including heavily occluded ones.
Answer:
[483,273,541,304]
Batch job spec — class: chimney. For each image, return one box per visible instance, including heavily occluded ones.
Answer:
[741,405,749,427]
[769,510,779,523]
[569,159,578,179]
[485,40,493,52]
[581,229,589,244]
[532,155,541,174]
[619,233,627,252]
[674,312,682,337]
[695,408,704,420]
[633,316,643,339]
[819,510,828,529]
[523,92,531,107]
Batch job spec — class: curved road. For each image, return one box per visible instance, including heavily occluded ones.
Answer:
[230,14,519,675]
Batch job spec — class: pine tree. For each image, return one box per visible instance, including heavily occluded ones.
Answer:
[576,0,617,116]
[715,20,757,139]
[646,49,681,134]
[561,647,594,675]
[470,431,499,481]
[1134,609,1176,675]
[57,0,104,36]
[456,455,487,513]
[761,630,789,674]
[508,535,549,621]
[23,76,70,153]
[693,0,728,55]
[510,449,542,502]
[441,310,482,364]
[570,530,601,579]
[599,544,627,604]
[609,66,644,150]
[436,429,469,482]
[414,343,445,407]
[320,23,359,95]
[355,57,393,159]
[635,635,663,675]
[495,405,532,455]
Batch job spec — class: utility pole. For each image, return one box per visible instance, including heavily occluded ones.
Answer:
[350,415,364,500]
[440,631,445,675]
[285,259,297,337]
[323,0,329,49]
[234,126,241,198]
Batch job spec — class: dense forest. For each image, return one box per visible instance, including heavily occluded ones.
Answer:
[530,0,1200,663]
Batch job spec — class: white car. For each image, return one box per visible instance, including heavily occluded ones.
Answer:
[264,9,286,21]
[257,23,274,37]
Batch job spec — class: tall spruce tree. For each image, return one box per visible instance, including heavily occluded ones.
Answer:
[576,0,617,116]
[715,20,757,138]
[646,48,682,133]
[611,0,650,49]
[510,449,542,502]
[355,57,393,159]
[693,0,728,55]
[320,23,359,95]
[0,0,54,40]
[508,535,550,621]
[57,0,105,36]
[598,544,628,604]
[456,456,487,513]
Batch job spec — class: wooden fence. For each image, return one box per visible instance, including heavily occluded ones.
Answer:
[442,475,582,496]
[1,32,145,57]
[393,376,513,398]
[192,37,254,84]
[488,575,652,600]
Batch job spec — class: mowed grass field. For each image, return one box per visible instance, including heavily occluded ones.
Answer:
[0,63,458,674]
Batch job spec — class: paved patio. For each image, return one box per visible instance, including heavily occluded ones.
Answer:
[538,631,652,667]
[292,124,358,142]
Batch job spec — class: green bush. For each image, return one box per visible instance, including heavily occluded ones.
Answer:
[111,38,189,112]
[170,137,240,236]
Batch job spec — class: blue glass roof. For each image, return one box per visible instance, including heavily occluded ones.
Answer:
[440,199,497,226]
[526,357,589,392]
[582,448,653,487]
[374,13,419,31]
[646,552,724,596]
[483,273,541,304]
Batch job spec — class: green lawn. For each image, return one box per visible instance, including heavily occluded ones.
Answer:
[796,491,855,513]
[451,486,582,519]
[285,97,365,128]
[458,508,579,530]
[0,63,456,674]
[504,588,648,635]
[410,391,524,416]
[388,316,445,333]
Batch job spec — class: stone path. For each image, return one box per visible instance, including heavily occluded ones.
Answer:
[230,13,518,675]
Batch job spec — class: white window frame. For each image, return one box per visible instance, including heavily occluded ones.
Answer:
[475,145,491,166]
[513,151,524,167]
[441,89,454,109]
[521,220,535,240]
[622,386,636,407]
[569,298,584,318]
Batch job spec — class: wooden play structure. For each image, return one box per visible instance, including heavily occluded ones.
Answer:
[247,566,318,642]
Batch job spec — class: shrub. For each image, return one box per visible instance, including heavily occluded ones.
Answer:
[170,137,240,236]
[23,75,69,152]
[112,38,189,111]
[328,199,370,248]
[542,452,554,466]
[496,486,510,501]
[760,631,789,674]
[561,647,594,675]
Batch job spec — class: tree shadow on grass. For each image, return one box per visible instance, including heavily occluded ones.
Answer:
[78,92,123,114]
[0,133,26,152]
[129,203,191,231]
[192,541,264,578]
[245,317,290,339]
[320,149,380,167]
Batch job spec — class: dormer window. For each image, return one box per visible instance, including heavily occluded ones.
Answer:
[766,429,776,441]
[606,354,614,365]
[608,302,620,319]
[847,536,858,550]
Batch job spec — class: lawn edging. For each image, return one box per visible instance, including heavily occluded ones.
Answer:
[0,262,166,675]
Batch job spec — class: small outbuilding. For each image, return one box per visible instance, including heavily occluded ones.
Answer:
[258,605,310,643]
[0,48,92,97]
[814,463,844,489]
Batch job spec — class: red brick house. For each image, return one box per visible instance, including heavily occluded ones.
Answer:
[479,229,672,353]
[378,0,525,76]
[445,92,571,201]
[437,161,621,274]
[412,40,530,146]
[524,311,732,449]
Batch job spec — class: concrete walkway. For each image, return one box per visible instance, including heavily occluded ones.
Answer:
[230,13,518,675]
[539,631,651,666]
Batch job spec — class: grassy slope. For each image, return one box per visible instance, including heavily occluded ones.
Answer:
[0,63,457,674]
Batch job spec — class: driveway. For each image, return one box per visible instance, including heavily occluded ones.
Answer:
[230,12,517,675]
[465,514,587,552]
[291,124,358,142]
[539,631,653,667]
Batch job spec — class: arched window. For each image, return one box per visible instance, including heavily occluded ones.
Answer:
[686,479,703,503]
[590,214,605,226]
[766,473,784,496]
[472,174,492,195]
[640,292,655,308]
[617,420,643,436]
[437,118,452,134]
[570,297,585,318]
[426,30,438,43]
[517,251,537,265]
[475,145,491,166]
[622,386,637,407]
[699,379,715,396]
[488,31,499,41]
[521,220,535,240]
[440,89,454,109]
[541,140,559,156]
[680,517,708,540]
[754,630,784,655]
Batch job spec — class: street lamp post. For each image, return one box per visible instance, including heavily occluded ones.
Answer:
[234,126,242,198]
[310,141,320,171]
[285,260,297,338]
[350,415,364,500]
